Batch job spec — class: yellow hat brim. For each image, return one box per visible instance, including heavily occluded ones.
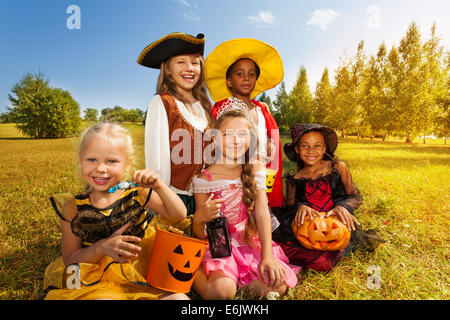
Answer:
[205,38,284,102]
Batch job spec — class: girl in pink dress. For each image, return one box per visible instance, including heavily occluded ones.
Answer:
[191,104,299,299]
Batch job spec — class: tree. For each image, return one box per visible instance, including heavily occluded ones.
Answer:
[0,111,13,123]
[84,108,99,122]
[433,50,450,144]
[331,64,353,137]
[394,22,425,143]
[349,40,367,137]
[362,42,395,140]
[312,67,333,125]
[124,109,144,124]
[420,23,446,143]
[258,92,274,114]
[288,66,313,124]
[7,72,81,138]
[99,106,145,123]
[272,81,289,131]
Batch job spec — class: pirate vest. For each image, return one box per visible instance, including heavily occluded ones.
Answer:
[160,93,207,191]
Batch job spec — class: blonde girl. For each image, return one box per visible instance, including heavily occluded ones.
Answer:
[191,106,299,300]
[43,123,188,300]
[137,32,213,215]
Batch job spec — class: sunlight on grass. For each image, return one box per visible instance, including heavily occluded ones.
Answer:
[0,124,449,299]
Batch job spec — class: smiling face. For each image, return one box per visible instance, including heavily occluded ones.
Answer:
[80,134,129,194]
[295,131,327,167]
[167,54,201,96]
[226,58,259,99]
[214,116,252,163]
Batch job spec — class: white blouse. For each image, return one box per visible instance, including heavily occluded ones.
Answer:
[254,106,268,161]
[144,94,208,196]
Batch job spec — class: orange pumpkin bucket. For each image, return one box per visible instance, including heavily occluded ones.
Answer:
[147,226,207,293]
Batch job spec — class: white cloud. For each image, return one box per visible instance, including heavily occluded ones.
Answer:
[173,0,192,7]
[366,5,381,30]
[184,11,200,21]
[306,9,339,31]
[248,10,277,28]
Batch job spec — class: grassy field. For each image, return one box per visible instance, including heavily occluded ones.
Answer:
[0,122,449,300]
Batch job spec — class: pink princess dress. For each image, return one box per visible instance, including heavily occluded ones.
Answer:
[193,169,300,288]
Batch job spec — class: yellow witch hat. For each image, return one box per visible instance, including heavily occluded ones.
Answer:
[205,38,284,102]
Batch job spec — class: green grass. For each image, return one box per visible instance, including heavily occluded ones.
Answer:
[0,123,449,300]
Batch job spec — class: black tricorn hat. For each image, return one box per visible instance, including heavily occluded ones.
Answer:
[137,32,205,69]
[284,123,338,162]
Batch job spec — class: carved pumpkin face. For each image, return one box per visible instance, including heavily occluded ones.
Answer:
[168,242,203,282]
[265,169,277,192]
[292,213,350,251]
[147,228,207,293]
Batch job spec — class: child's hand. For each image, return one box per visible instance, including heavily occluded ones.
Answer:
[259,257,286,289]
[294,204,320,227]
[99,222,141,263]
[326,206,360,231]
[132,169,162,189]
[195,193,223,224]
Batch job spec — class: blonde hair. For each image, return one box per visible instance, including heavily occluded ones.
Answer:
[214,109,258,240]
[78,123,134,192]
[157,54,213,127]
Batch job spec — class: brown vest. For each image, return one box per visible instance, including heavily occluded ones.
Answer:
[160,94,207,191]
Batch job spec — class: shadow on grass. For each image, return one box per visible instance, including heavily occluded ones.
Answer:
[0,137,37,141]
[0,239,61,300]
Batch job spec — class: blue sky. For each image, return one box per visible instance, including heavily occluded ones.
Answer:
[1,0,449,115]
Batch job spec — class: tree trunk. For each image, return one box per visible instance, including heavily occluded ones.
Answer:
[405,128,412,144]
[423,126,426,144]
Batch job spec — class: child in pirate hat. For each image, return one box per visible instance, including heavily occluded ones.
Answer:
[137,32,218,216]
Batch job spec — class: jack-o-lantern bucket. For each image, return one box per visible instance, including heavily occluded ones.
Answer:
[147,226,207,293]
[292,213,351,251]
[265,169,278,193]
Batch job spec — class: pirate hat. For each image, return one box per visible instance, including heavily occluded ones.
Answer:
[205,38,283,102]
[137,32,205,69]
[284,123,338,162]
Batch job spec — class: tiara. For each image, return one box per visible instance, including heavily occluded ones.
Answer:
[215,97,251,119]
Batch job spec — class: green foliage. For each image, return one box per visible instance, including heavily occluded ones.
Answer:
[288,66,313,124]
[272,81,289,132]
[274,21,448,144]
[7,73,81,138]
[312,68,333,125]
[99,105,144,124]
[257,92,274,113]
[83,108,99,122]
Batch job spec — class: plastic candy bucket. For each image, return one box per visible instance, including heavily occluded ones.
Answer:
[147,226,207,293]
[265,169,278,192]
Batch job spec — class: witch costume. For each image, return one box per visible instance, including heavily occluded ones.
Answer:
[272,124,383,271]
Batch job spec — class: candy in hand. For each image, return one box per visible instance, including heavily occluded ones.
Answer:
[108,181,138,193]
